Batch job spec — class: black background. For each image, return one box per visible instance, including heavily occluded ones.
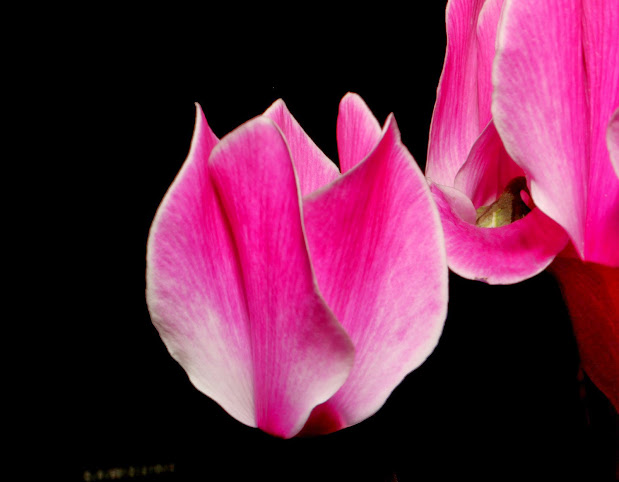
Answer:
[58,3,616,480]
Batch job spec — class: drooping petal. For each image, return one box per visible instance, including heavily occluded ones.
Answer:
[302,115,448,432]
[492,0,588,257]
[608,108,619,179]
[336,93,382,174]
[581,0,619,266]
[426,0,486,187]
[208,116,355,438]
[430,182,568,284]
[455,121,525,208]
[146,104,256,428]
[549,259,619,411]
[475,0,504,128]
[263,99,340,197]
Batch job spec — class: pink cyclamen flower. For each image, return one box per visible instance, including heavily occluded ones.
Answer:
[146,93,448,438]
[426,0,618,408]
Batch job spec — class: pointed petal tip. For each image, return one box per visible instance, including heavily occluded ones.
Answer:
[342,91,361,100]
[262,98,339,195]
[262,98,287,117]
[210,115,279,167]
[336,93,383,174]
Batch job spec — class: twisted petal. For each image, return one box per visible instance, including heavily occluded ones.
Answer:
[550,259,619,411]
[426,0,486,186]
[431,183,568,284]
[302,107,448,432]
[263,99,340,196]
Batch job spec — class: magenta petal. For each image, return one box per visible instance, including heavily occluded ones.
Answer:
[582,0,619,172]
[336,93,382,174]
[303,116,448,429]
[454,121,525,208]
[146,105,257,427]
[475,0,504,128]
[263,99,340,197]
[426,0,486,187]
[208,116,355,438]
[581,1,619,265]
[430,183,569,284]
[608,108,619,179]
[492,0,588,257]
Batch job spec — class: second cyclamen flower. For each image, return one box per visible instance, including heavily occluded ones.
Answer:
[146,93,448,438]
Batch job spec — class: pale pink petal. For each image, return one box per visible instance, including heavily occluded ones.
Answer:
[435,183,478,225]
[550,259,619,411]
[475,0,504,128]
[426,0,486,187]
[146,104,256,428]
[455,121,525,208]
[430,183,568,284]
[302,116,448,432]
[336,93,382,174]
[608,108,619,179]
[263,99,340,197]
[492,0,588,257]
[581,1,619,266]
[208,116,355,438]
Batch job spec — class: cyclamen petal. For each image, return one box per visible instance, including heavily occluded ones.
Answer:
[336,93,382,173]
[475,0,504,129]
[581,0,619,265]
[492,0,619,265]
[426,0,486,187]
[208,117,355,438]
[430,183,568,284]
[146,106,256,427]
[303,113,448,432]
[147,95,448,437]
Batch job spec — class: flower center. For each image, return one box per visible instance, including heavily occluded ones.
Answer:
[475,177,532,228]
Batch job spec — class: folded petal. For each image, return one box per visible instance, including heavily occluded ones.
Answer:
[608,108,619,179]
[336,93,382,174]
[208,116,355,438]
[492,0,588,257]
[581,1,619,266]
[146,105,256,428]
[262,99,340,197]
[454,120,525,208]
[426,0,486,187]
[430,183,568,284]
[302,115,448,431]
[549,259,619,411]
